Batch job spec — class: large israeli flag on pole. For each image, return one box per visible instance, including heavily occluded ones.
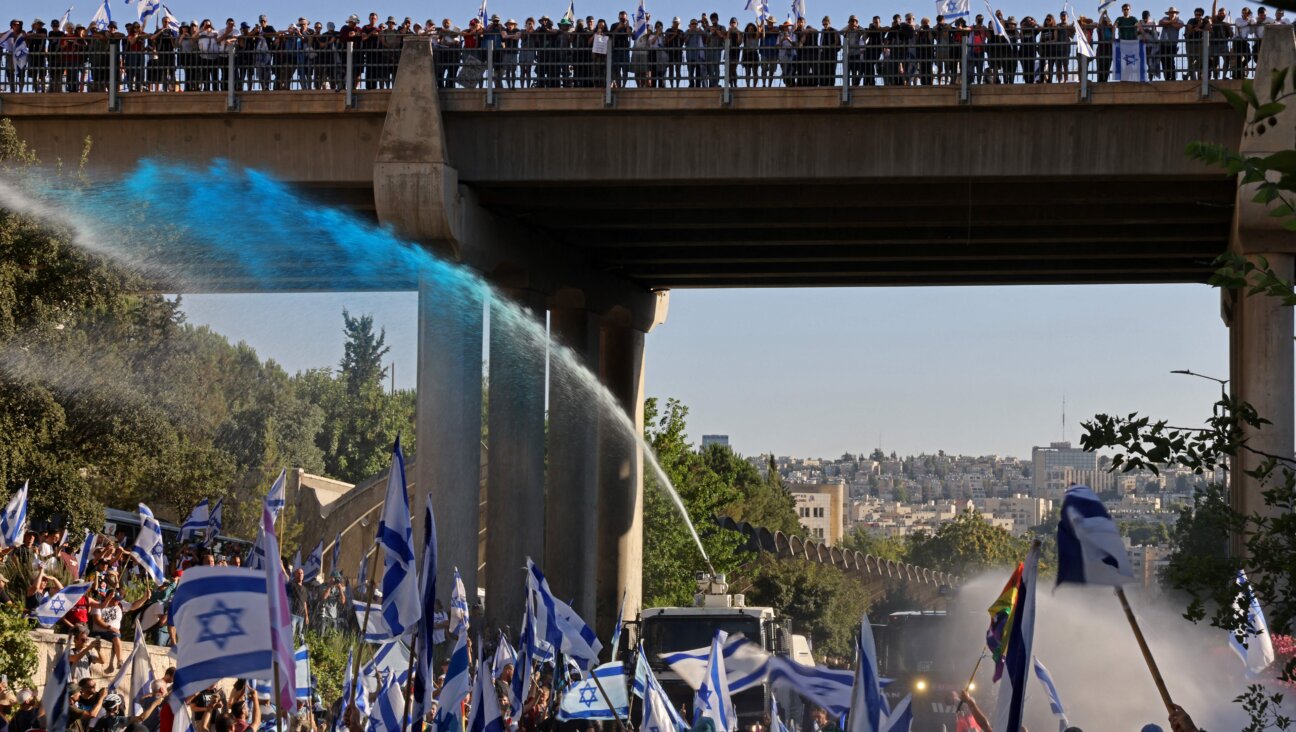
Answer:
[661,634,771,694]
[107,620,156,716]
[0,481,28,548]
[526,558,603,670]
[412,493,438,728]
[170,567,273,702]
[846,616,888,732]
[1032,656,1069,730]
[433,629,471,732]
[76,531,98,579]
[43,650,71,732]
[89,0,113,30]
[991,541,1040,732]
[558,662,629,721]
[330,531,342,574]
[377,437,420,640]
[1230,570,1276,676]
[1114,39,1148,82]
[1057,486,1133,587]
[137,0,160,23]
[34,582,92,627]
[935,0,970,20]
[301,540,324,585]
[360,640,412,695]
[695,632,736,732]
[132,504,167,584]
[180,499,210,542]
[371,675,407,732]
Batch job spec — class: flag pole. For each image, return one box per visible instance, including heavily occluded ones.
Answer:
[273,660,285,732]
[1114,587,1174,714]
[954,652,986,713]
[588,670,630,732]
[402,630,419,732]
[349,539,381,716]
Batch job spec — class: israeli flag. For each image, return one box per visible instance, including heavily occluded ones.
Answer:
[291,647,312,700]
[770,695,791,732]
[526,558,603,670]
[1032,656,1069,729]
[138,0,160,25]
[205,499,223,548]
[330,531,342,574]
[509,598,537,715]
[791,0,806,21]
[43,650,71,732]
[847,616,889,732]
[360,639,411,694]
[1098,0,1116,11]
[377,437,420,640]
[259,505,297,712]
[301,540,324,585]
[477,0,489,26]
[354,600,397,643]
[881,695,913,732]
[265,469,287,522]
[412,494,438,728]
[558,662,629,721]
[107,621,155,715]
[76,531,97,579]
[468,657,507,732]
[131,503,167,584]
[632,0,649,40]
[246,526,268,572]
[34,582,92,627]
[492,631,518,681]
[60,7,74,29]
[335,650,357,732]
[695,632,736,732]
[1230,570,1276,676]
[450,566,470,635]
[562,0,576,23]
[180,499,210,542]
[936,0,970,19]
[433,629,471,732]
[660,634,771,694]
[371,675,407,732]
[985,2,1007,36]
[1056,486,1133,587]
[170,567,274,702]
[609,589,628,662]
[162,3,180,32]
[637,645,689,732]
[991,541,1040,732]
[766,656,857,718]
[90,0,113,30]
[1075,18,1095,58]
[1114,39,1148,82]
[11,34,27,71]
[0,481,29,548]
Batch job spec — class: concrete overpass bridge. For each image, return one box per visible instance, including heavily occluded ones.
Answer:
[2,31,1292,637]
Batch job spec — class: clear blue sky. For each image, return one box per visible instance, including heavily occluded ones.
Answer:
[176,284,1231,459]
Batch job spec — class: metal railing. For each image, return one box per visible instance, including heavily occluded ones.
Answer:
[0,31,1256,109]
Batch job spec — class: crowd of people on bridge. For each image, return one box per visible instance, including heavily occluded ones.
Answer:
[1,2,1287,93]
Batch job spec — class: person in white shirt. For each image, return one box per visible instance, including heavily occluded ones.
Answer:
[1233,6,1254,78]
[1274,9,1290,25]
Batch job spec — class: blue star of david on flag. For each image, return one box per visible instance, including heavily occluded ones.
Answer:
[578,687,599,707]
[195,600,247,650]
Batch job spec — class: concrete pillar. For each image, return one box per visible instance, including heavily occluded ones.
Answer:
[485,290,548,634]
[545,304,603,623]
[596,319,646,640]
[416,275,485,606]
[1228,254,1295,540]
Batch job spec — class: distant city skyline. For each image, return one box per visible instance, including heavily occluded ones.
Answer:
[180,282,1234,459]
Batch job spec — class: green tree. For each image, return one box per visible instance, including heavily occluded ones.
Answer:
[745,557,871,659]
[838,528,908,562]
[340,310,389,397]
[904,510,1030,577]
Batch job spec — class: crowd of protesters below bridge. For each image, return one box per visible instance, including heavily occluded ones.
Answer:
[2,4,1288,93]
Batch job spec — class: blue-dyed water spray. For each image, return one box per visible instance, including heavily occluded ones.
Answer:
[0,161,714,574]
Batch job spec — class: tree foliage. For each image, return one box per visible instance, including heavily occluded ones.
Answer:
[745,557,871,659]
[904,510,1031,577]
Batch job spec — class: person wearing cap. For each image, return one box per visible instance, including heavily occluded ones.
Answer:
[26,19,48,93]
[660,17,683,87]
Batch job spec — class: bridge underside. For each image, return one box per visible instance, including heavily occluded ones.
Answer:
[473,176,1232,288]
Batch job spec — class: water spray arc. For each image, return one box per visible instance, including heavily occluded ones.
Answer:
[0,162,717,581]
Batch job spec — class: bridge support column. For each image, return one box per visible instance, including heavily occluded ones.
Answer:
[596,318,646,641]
[416,275,485,605]
[485,290,548,634]
[1227,254,1295,531]
[545,302,603,623]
